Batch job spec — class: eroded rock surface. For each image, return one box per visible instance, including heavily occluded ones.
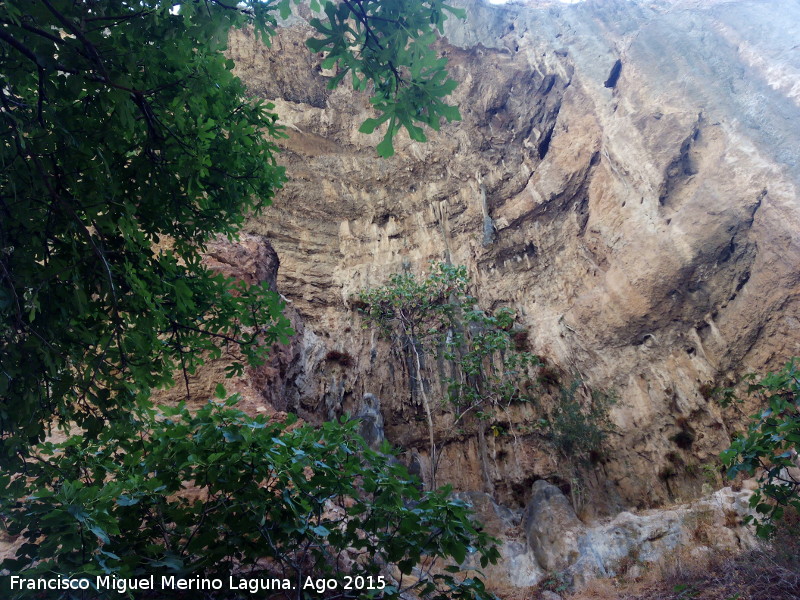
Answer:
[463,480,758,591]
[525,480,585,572]
[229,0,800,511]
[222,0,800,590]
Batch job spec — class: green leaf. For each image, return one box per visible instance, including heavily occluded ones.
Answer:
[222,431,242,443]
[376,134,396,158]
[439,104,462,122]
[359,118,382,135]
[89,525,110,544]
[450,542,467,564]
[444,6,468,19]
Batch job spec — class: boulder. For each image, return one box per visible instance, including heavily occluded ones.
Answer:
[524,480,586,572]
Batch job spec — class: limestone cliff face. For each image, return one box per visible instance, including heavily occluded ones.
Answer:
[227,0,800,520]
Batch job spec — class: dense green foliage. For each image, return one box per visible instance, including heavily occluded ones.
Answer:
[2,398,499,598]
[0,2,494,597]
[721,358,800,538]
[0,0,463,456]
[1,0,291,455]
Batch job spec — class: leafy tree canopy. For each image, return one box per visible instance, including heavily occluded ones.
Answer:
[0,0,463,461]
[0,1,498,596]
[1,399,499,598]
[721,358,800,538]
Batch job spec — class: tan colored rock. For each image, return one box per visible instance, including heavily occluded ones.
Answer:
[566,485,760,588]
[227,0,800,514]
[458,481,758,592]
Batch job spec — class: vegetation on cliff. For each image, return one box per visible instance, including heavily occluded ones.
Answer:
[722,358,800,538]
[357,262,615,492]
[0,1,497,597]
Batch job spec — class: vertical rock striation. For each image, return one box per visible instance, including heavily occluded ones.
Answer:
[226,0,800,551]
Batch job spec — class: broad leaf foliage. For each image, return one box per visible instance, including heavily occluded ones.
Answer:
[0,1,489,597]
[2,401,499,598]
[0,0,461,458]
[722,359,800,538]
[1,0,292,452]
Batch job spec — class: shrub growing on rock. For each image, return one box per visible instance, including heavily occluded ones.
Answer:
[1,398,500,599]
[358,263,619,487]
[721,358,800,538]
[546,379,616,464]
[357,263,540,488]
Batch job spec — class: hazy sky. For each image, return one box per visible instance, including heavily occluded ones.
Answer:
[488,0,585,4]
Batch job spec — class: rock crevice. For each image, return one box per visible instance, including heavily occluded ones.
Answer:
[222,0,800,589]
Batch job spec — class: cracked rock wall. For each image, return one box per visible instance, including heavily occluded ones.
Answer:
[228,0,800,516]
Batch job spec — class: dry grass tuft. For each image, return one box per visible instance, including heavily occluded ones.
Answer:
[560,553,800,599]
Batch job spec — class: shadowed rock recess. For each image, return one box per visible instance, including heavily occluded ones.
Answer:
[224,0,800,590]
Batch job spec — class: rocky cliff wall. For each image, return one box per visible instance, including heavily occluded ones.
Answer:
[226,0,798,551]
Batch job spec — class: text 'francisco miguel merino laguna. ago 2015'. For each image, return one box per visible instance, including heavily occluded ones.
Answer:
[9,574,389,594]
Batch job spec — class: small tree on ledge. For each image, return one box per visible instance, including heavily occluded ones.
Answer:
[357,262,540,492]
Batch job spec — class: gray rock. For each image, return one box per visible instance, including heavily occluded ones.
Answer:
[456,490,522,536]
[524,480,586,572]
[355,393,384,449]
